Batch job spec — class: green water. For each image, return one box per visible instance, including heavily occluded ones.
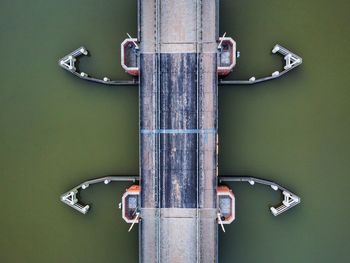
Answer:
[0,0,349,262]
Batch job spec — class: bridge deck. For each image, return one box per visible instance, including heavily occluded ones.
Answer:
[139,0,219,262]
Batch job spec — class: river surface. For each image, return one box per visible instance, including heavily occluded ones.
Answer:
[1,0,349,262]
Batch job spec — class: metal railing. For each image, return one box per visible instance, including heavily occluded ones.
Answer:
[60,176,139,214]
[219,44,302,85]
[219,176,301,216]
[58,47,138,86]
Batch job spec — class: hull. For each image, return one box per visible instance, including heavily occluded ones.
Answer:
[139,0,219,262]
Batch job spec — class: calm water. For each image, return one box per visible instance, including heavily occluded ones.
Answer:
[1,0,349,262]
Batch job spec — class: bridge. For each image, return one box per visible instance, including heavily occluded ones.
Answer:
[58,1,302,262]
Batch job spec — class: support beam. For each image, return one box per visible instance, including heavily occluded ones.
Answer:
[58,47,139,86]
[60,176,139,214]
[219,176,301,216]
[219,44,302,85]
